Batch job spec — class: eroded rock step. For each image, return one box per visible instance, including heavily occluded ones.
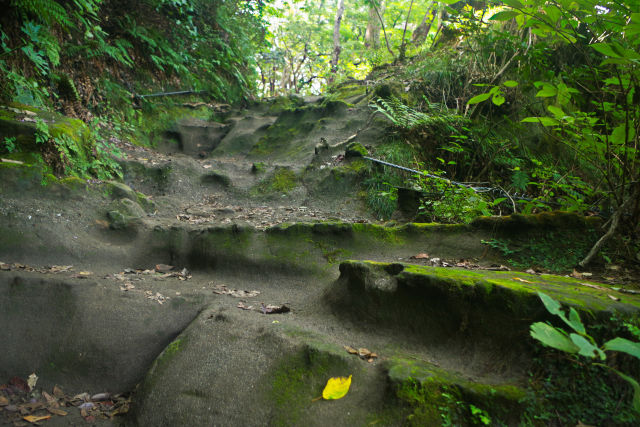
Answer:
[130,258,640,425]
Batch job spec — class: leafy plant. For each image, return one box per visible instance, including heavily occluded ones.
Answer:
[416,174,491,224]
[3,136,17,153]
[531,292,640,413]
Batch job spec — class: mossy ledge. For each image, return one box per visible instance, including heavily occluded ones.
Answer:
[471,211,602,232]
[387,357,526,425]
[326,260,640,370]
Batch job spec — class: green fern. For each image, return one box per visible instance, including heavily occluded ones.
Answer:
[13,0,72,29]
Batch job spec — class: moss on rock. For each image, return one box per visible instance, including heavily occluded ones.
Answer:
[345,142,368,158]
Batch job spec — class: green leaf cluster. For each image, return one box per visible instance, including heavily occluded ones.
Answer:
[531,292,640,413]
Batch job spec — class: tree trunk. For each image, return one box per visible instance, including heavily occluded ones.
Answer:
[398,0,415,61]
[579,185,640,267]
[365,1,385,48]
[412,2,435,45]
[372,1,394,56]
[329,0,345,82]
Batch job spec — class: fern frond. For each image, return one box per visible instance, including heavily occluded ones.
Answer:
[13,0,73,29]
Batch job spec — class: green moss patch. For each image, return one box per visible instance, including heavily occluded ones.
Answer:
[252,167,297,195]
[388,358,525,426]
[267,344,351,426]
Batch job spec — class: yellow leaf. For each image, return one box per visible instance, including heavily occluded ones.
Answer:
[23,415,51,423]
[322,375,352,400]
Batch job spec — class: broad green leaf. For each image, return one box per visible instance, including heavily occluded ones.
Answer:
[538,292,563,316]
[568,308,585,334]
[490,11,519,21]
[530,322,579,353]
[603,337,640,359]
[502,0,524,8]
[502,80,518,88]
[322,375,352,400]
[570,333,605,360]
[543,5,562,23]
[492,94,506,106]
[536,86,557,97]
[610,125,627,145]
[521,117,559,126]
[591,43,620,58]
[547,105,564,119]
[467,92,491,105]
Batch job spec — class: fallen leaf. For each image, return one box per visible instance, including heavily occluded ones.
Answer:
[608,294,620,301]
[119,282,135,291]
[71,271,93,278]
[23,415,51,423]
[344,346,358,355]
[91,393,110,401]
[52,385,65,399]
[513,277,533,283]
[322,375,352,400]
[486,265,510,271]
[9,376,29,392]
[357,348,372,358]
[71,392,90,402]
[155,264,174,273]
[48,265,73,273]
[212,284,260,298]
[47,408,67,416]
[27,373,38,391]
[0,263,10,270]
[571,269,583,279]
[1,158,24,165]
[260,303,290,314]
[42,391,58,407]
[237,302,253,310]
[525,269,537,274]
[579,282,611,292]
[0,396,8,406]
[410,253,430,259]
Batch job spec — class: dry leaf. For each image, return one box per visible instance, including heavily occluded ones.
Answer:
[571,269,583,279]
[155,264,174,273]
[52,385,65,399]
[513,277,532,284]
[608,294,620,301]
[410,253,430,259]
[0,396,9,406]
[47,408,67,416]
[23,415,51,423]
[91,393,110,401]
[119,282,135,291]
[579,282,610,292]
[9,376,29,392]
[237,301,253,310]
[27,373,38,391]
[260,303,290,314]
[322,375,352,400]
[72,271,93,278]
[212,284,260,298]
[42,391,57,407]
[344,346,358,355]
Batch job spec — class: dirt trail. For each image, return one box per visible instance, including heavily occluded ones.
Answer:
[2,96,639,425]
